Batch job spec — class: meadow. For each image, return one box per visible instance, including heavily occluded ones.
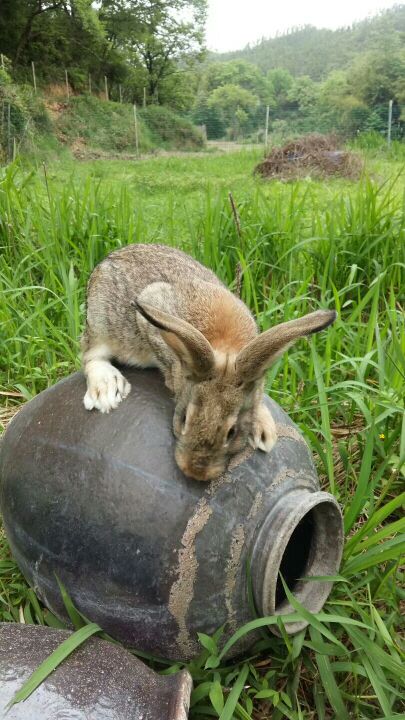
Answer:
[0,148,404,719]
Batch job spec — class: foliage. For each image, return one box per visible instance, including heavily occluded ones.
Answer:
[139,105,204,149]
[215,6,405,79]
[101,0,206,101]
[0,0,207,109]
[0,65,50,161]
[0,0,105,81]
[196,45,405,140]
[349,50,405,106]
[0,150,404,717]
[54,95,154,153]
[207,84,260,139]
[204,60,271,102]
[0,89,205,160]
[1,2,405,135]
[200,7,405,140]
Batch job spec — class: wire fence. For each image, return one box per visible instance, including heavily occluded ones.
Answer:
[0,60,403,163]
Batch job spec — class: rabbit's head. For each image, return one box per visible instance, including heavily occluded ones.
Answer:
[134,300,336,481]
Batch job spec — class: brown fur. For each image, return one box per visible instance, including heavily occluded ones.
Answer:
[82,243,336,481]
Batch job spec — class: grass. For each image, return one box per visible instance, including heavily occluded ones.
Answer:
[0,149,404,718]
[1,74,206,161]
[52,95,204,155]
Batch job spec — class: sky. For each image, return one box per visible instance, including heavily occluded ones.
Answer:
[206,0,399,52]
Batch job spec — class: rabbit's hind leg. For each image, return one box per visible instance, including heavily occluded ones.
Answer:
[82,343,131,413]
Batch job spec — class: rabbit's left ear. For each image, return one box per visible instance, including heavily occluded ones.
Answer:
[132,299,215,379]
[236,310,336,383]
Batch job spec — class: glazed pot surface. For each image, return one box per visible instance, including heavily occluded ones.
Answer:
[0,369,343,660]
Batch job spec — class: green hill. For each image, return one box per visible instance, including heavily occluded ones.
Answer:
[0,70,204,162]
[212,5,405,80]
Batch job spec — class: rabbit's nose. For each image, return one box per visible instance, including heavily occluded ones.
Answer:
[175,450,223,482]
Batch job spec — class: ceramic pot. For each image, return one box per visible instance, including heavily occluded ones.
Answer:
[0,369,343,660]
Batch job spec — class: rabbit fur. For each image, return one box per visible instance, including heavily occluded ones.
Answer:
[82,243,336,481]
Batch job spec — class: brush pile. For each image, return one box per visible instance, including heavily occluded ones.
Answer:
[255,134,363,180]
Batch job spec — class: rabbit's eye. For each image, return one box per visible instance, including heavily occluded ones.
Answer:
[226,424,237,442]
[181,411,187,428]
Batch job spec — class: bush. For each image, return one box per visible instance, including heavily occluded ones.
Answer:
[53,96,204,154]
[0,67,50,162]
[54,95,154,153]
[140,105,204,149]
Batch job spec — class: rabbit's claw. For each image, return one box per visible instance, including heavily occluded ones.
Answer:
[83,361,131,413]
[252,403,277,453]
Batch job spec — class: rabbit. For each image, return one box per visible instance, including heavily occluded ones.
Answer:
[81,243,336,481]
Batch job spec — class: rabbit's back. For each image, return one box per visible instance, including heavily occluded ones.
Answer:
[84,243,237,353]
[89,244,222,297]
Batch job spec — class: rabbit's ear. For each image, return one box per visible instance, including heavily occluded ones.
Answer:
[132,299,215,379]
[236,310,336,383]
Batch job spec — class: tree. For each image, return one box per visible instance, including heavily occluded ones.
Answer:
[1,1,64,65]
[0,0,106,86]
[287,75,318,112]
[0,1,103,66]
[207,83,259,138]
[348,49,405,106]
[100,0,207,102]
[267,68,293,97]
[204,60,271,102]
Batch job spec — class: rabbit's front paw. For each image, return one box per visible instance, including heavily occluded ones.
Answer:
[83,361,131,413]
[251,403,277,453]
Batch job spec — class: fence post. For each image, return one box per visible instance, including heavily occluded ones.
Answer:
[1,54,4,70]
[31,61,37,94]
[133,103,139,156]
[65,69,70,102]
[7,103,11,161]
[88,73,92,95]
[119,84,123,103]
[264,105,270,153]
[143,87,146,108]
[387,99,393,147]
[264,105,270,154]
[104,75,109,101]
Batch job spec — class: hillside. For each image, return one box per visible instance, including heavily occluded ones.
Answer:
[212,5,405,79]
[0,72,205,163]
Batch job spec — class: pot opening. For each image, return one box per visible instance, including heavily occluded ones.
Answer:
[275,510,314,608]
[255,491,343,633]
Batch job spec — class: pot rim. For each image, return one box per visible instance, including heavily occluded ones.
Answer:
[254,489,344,634]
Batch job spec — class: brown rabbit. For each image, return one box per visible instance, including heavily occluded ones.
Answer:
[82,243,336,481]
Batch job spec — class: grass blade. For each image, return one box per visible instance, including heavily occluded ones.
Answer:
[219,664,249,720]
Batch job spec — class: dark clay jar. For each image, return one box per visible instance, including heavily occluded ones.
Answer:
[0,369,343,661]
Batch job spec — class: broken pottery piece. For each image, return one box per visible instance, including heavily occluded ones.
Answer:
[0,622,192,719]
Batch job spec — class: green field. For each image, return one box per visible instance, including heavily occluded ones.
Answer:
[1,149,404,718]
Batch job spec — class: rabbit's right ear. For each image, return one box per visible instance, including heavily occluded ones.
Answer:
[132,299,215,379]
[236,309,336,383]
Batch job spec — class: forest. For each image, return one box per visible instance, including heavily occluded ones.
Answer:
[0,1,405,142]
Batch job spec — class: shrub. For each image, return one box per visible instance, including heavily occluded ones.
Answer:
[140,105,204,149]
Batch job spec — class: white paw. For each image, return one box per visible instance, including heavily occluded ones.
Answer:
[251,403,277,453]
[83,362,131,413]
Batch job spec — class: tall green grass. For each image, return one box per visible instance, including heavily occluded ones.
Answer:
[0,153,404,718]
